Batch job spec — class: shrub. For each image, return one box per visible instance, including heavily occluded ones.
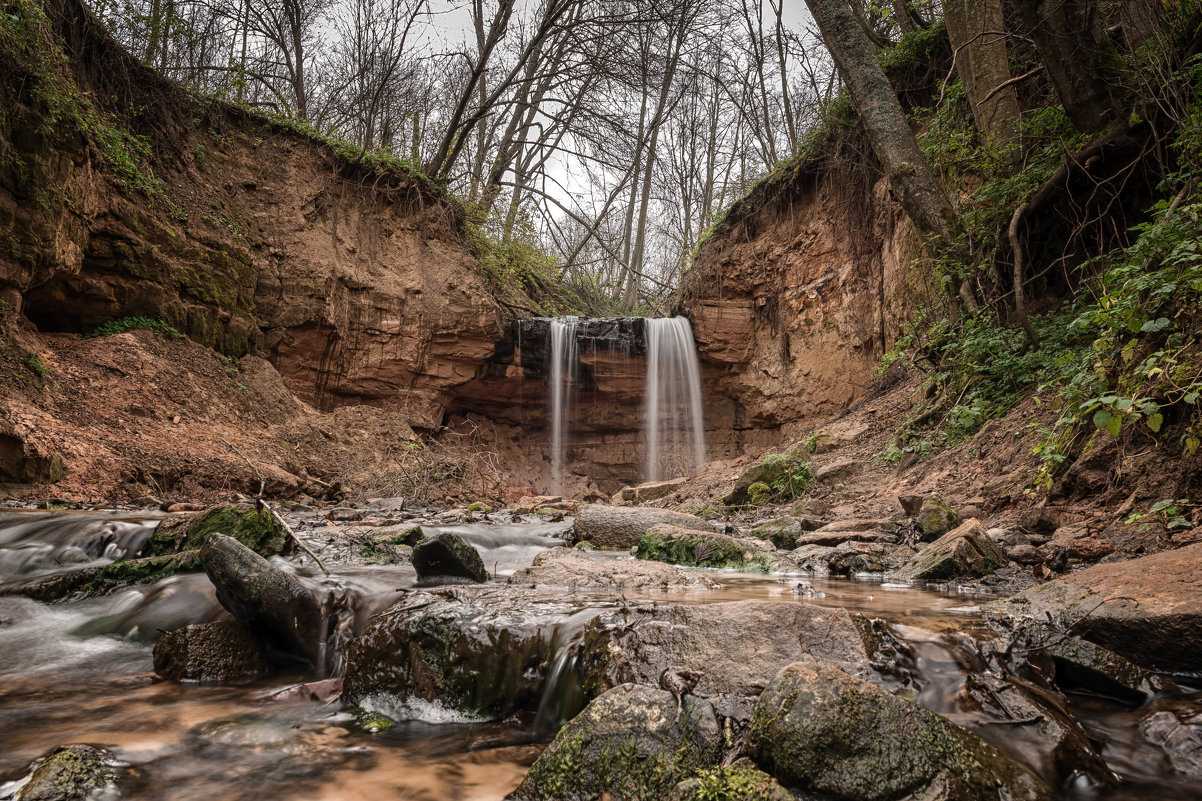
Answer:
[85,314,180,339]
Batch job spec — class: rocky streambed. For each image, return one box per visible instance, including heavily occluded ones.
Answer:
[0,501,1199,801]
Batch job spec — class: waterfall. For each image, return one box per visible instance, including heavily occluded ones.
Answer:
[548,316,580,494]
[644,316,706,482]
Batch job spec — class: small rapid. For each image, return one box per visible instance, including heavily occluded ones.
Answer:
[0,509,1197,800]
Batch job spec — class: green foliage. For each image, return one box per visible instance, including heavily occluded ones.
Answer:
[760,453,811,499]
[0,0,167,200]
[22,350,48,377]
[682,765,786,801]
[467,502,491,513]
[877,18,947,73]
[1125,498,1195,533]
[85,313,180,339]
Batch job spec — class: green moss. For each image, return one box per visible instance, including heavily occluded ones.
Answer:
[747,482,772,506]
[141,506,287,558]
[676,765,790,801]
[467,502,491,513]
[635,531,777,573]
[354,708,397,733]
[384,526,424,547]
[85,313,179,339]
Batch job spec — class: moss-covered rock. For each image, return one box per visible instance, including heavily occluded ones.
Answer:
[510,684,723,801]
[894,519,1007,582]
[668,763,794,801]
[749,661,1051,801]
[14,744,123,801]
[635,524,784,573]
[141,505,287,558]
[915,497,962,542]
[412,531,489,583]
[751,517,802,550]
[152,620,273,683]
[1,550,201,602]
[723,453,811,506]
[572,504,717,550]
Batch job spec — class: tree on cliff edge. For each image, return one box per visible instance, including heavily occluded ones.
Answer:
[802,0,982,317]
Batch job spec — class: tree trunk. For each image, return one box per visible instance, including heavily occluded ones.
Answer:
[1012,0,1121,134]
[944,0,1019,145]
[804,0,961,250]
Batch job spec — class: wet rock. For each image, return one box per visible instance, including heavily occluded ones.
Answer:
[991,542,1202,673]
[508,548,722,590]
[511,684,722,801]
[751,517,802,550]
[325,507,365,522]
[513,495,578,515]
[1000,619,1175,701]
[605,601,874,718]
[142,505,288,558]
[915,497,962,542]
[749,661,1051,801]
[342,587,595,719]
[635,524,788,573]
[611,478,688,506]
[153,620,273,683]
[794,519,900,547]
[0,550,201,602]
[412,531,489,583]
[668,764,794,801]
[1006,544,1044,565]
[573,504,717,550]
[958,672,1111,785]
[1143,705,1202,778]
[200,534,324,669]
[787,544,836,572]
[11,744,125,801]
[825,541,891,575]
[894,519,1007,582]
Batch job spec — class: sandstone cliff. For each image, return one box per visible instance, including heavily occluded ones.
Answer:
[680,136,929,450]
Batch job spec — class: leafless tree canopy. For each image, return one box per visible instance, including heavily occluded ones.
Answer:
[90,0,887,310]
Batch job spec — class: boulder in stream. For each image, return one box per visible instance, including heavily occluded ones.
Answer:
[142,504,288,558]
[572,504,717,549]
[508,548,722,590]
[0,550,201,602]
[509,683,722,801]
[749,660,1052,801]
[200,533,324,669]
[635,524,788,572]
[153,620,273,683]
[894,519,1007,582]
[991,541,1202,673]
[412,531,489,583]
[914,497,962,541]
[9,744,126,801]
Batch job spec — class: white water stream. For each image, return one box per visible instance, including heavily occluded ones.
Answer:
[644,316,706,482]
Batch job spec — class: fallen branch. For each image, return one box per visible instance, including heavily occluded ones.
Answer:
[220,437,329,575]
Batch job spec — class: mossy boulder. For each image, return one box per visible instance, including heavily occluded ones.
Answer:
[668,763,794,801]
[510,684,723,801]
[142,505,287,558]
[152,620,273,683]
[13,744,123,801]
[572,504,717,550]
[412,531,489,583]
[894,519,1007,582]
[751,517,802,550]
[723,454,811,506]
[1,550,201,602]
[635,524,784,573]
[915,497,962,542]
[749,661,1051,801]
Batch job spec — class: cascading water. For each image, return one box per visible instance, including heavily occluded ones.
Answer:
[644,316,706,482]
[548,316,579,493]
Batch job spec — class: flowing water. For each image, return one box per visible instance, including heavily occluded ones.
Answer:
[0,509,1197,800]
[644,316,706,482]
[548,317,580,494]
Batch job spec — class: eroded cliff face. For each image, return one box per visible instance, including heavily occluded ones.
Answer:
[681,162,929,449]
[0,0,501,434]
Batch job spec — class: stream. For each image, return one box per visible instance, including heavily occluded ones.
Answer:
[0,508,1198,800]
